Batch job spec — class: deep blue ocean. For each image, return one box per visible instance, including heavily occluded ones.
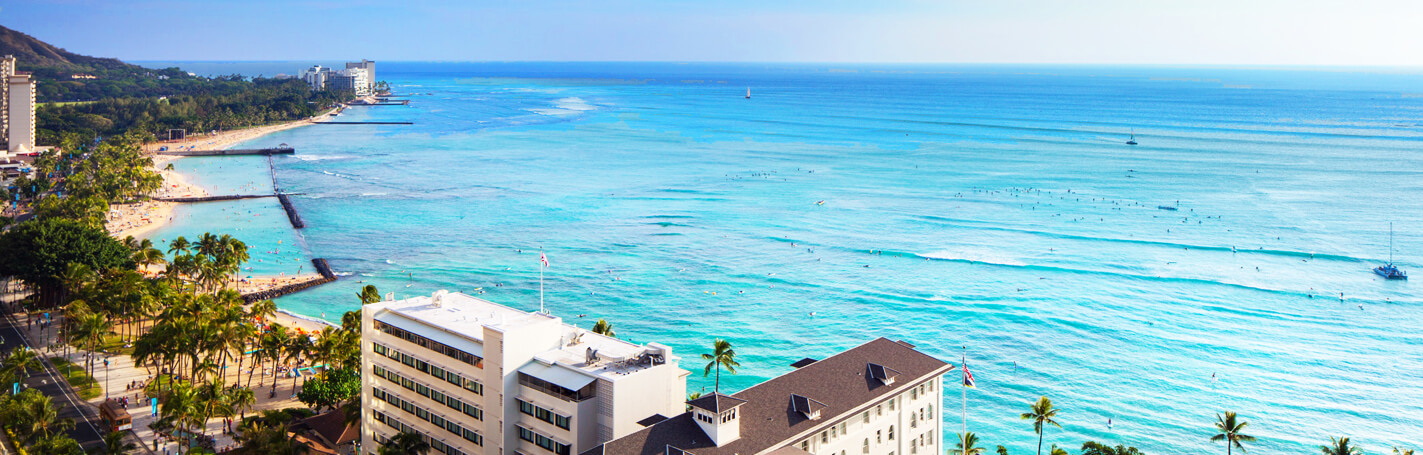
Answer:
[138,62,1423,452]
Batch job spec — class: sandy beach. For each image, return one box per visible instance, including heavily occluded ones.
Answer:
[107,108,337,239]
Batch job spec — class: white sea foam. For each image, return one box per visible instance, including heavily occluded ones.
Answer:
[276,309,339,328]
[919,248,1027,267]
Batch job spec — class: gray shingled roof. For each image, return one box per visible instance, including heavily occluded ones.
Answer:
[584,338,952,455]
[687,392,749,413]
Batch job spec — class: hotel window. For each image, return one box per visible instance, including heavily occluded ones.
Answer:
[876,405,882,416]
[839,423,847,436]
[863,411,870,424]
[888,399,895,411]
[821,431,828,444]
[863,439,869,454]
[919,408,925,421]
[928,381,934,392]
[802,441,810,451]
[888,426,894,441]
[910,388,917,400]
[876,431,882,444]
[927,405,932,420]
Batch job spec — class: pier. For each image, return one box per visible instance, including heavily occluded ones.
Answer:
[314,121,414,125]
[241,258,339,303]
[277,193,305,228]
[352,99,410,105]
[156,194,282,203]
[156,147,295,156]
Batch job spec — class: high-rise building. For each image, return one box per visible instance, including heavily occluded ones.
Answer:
[346,60,376,92]
[361,291,689,455]
[7,72,36,154]
[326,68,370,96]
[584,338,951,455]
[302,65,328,91]
[0,55,16,150]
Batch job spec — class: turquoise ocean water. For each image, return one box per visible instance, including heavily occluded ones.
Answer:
[140,63,1423,452]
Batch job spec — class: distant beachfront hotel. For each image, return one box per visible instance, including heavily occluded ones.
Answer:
[361,291,689,455]
[1,54,37,159]
[301,60,375,96]
[361,291,951,455]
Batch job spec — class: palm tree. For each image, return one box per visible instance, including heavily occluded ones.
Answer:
[1395,448,1417,455]
[1049,446,1069,455]
[228,386,257,423]
[1210,412,1256,455]
[1019,396,1062,455]
[379,431,431,455]
[950,432,986,455]
[132,238,167,269]
[591,318,615,337]
[358,285,381,305]
[700,338,740,392]
[168,236,191,257]
[161,381,204,455]
[101,430,138,455]
[996,447,1010,455]
[1,347,42,381]
[1321,437,1362,455]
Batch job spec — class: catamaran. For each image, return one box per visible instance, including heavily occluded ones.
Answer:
[1375,222,1407,279]
[1126,129,1138,145]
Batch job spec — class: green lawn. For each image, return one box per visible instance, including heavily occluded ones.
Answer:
[48,357,102,400]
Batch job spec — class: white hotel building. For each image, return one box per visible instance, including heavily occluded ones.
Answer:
[584,338,951,455]
[361,291,690,455]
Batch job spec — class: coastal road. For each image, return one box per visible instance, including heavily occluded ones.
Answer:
[0,310,106,452]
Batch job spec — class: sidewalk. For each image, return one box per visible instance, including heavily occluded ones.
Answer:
[5,304,313,455]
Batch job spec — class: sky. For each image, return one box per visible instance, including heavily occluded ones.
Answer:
[5,0,1423,65]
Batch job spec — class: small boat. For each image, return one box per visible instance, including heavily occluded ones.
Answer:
[746,87,751,99]
[1157,205,1177,211]
[1375,222,1407,279]
[1126,129,1138,145]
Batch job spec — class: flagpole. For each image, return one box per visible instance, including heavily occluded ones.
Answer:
[539,249,545,313]
[961,346,967,442]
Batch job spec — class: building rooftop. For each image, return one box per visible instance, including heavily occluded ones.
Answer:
[373,291,678,381]
[583,338,952,455]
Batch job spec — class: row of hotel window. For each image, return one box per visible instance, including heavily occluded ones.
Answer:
[801,427,935,455]
[800,396,935,453]
[517,399,572,430]
[372,423,468,455]
[372,408,484,448]
[518,426,572,455]
[373,343,485,395]
[372,366,485,421]
[375,321,484,367]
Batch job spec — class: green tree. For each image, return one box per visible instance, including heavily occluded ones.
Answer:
[591,318,615,337]
[297,367,361,412]
[358,284,382,304]
[700,338,740,392]
[1081,441,1145,455]
[379,431,431,455]
[1210,412,1256,455]
[28,433,85,455]
[1019,396,1062,455]
[950,432,986,455]
[0,218,134,306]
[101,430,138,455]
[1321,437,1363,455]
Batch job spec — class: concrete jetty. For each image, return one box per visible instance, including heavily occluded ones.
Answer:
[241,258,338,303]
[155,194,282,203]
[313,121,413,125]
[156,147,295,156]
[277,193,304,228]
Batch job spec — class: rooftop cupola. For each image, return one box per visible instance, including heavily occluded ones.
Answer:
[867,362,900,385]
[687,393,747,447]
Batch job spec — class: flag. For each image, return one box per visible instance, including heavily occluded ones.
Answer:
[540,252,549,268]
[962,361,976,388]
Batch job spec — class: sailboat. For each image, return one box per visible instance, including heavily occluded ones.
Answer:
[1375,222,1407,279]
[1125,129,1138,145]
[745,87,751,99]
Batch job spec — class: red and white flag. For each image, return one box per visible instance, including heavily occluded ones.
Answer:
[962,361,976,388]
[540,252,549,268]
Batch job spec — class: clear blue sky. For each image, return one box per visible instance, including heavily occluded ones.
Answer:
[5,0,1422,65]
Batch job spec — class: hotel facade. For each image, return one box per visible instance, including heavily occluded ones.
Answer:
[361,291,689,455]
[583,338,951,455]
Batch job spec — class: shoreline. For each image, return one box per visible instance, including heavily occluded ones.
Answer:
[109,108,343,325]
[108,109,337,240]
